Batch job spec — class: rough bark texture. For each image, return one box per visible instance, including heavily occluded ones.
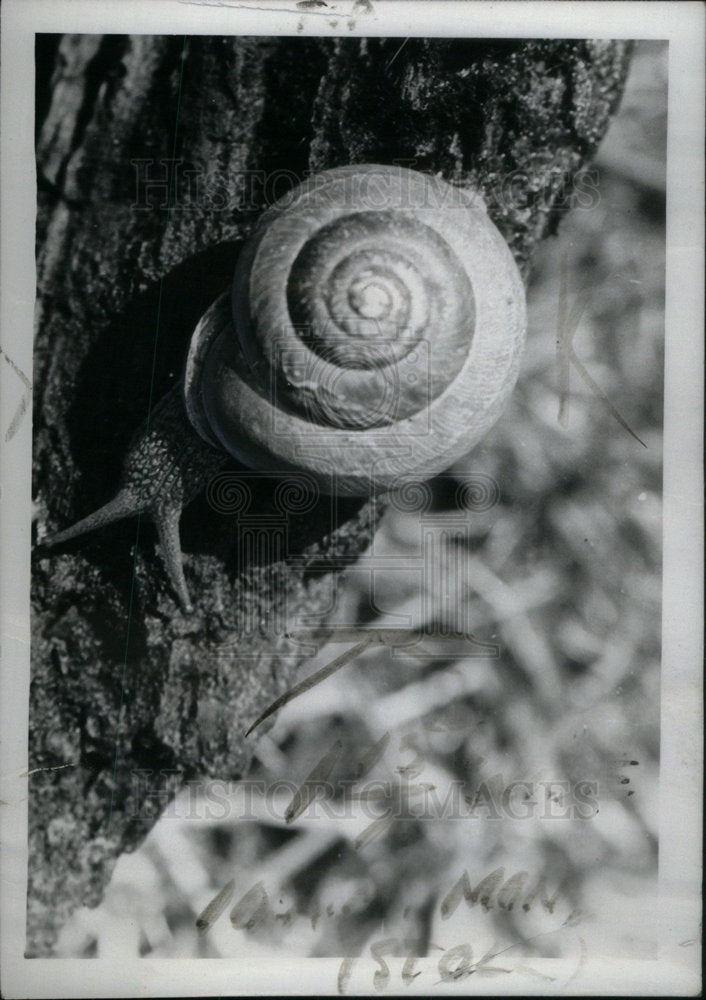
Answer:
[29,35,631,956]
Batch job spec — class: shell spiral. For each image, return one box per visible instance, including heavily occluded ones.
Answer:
[184,164,526,494]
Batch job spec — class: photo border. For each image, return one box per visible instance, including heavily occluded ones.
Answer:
[1,2,702,995]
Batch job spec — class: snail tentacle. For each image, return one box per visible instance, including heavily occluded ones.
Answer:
[154,496,195,613]
[44,490,143,548]
[44,385,227,612]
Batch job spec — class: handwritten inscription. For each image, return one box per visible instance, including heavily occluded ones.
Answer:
[197,864,564,937]
[185,713,603,989]
[194,865,577,994]
[337,906,583,994]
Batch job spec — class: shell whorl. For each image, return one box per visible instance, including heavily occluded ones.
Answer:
[184,164,526,494]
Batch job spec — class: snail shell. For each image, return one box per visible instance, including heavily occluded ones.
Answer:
[185,164,526,494]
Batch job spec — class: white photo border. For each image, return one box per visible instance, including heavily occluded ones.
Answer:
[1,1,702,996]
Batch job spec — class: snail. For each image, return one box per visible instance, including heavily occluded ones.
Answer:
[44,164,526,612]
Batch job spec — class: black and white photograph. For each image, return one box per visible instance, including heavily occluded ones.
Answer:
[0,1,702,996]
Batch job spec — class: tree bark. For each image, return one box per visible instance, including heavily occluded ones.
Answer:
[29,34,631,956]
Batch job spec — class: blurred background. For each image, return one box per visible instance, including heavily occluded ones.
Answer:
[54,40,666,965]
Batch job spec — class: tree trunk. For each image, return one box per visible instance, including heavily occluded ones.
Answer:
[29,34,631,956]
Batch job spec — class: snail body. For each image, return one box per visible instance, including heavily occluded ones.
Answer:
[46,164,526,611]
